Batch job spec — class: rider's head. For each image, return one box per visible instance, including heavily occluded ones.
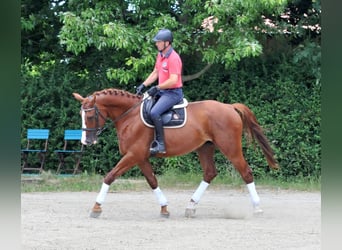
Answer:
[153,29,173,52]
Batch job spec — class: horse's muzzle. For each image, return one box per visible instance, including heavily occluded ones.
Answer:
[82,135,98,145]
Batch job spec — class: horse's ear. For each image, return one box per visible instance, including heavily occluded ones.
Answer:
[88,95,96,105]
[73,93,84,102]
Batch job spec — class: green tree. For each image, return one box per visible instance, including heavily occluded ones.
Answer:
[58,0,288,84]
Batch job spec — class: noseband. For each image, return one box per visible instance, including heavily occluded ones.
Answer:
[81,105,108,136]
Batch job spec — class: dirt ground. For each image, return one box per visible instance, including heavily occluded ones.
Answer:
[21,188,321,250]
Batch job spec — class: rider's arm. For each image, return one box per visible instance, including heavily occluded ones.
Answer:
[143,68,158,87]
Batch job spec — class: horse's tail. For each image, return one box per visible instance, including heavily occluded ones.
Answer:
[232,103,279,169]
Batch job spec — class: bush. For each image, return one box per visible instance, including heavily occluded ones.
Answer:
[21,42,320,182]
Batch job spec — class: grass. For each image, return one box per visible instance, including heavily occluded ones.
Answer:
[21,171,149,192]
[21,169,321,193]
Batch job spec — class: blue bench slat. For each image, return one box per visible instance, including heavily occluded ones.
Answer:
[21,128,50,173]
[54,129,84,174]
[64,130,82,140]
[21,149,47,152]
[54,129,83,154]
[55,150,82,153]
[27,129,50,139]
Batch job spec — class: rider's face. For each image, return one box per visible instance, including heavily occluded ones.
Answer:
[155,41,169,52]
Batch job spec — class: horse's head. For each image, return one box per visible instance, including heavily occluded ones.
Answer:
[73,93,107,145]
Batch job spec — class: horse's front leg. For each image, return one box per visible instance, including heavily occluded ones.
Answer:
[186,142,217,218]
[138,160,170,218]
[90,154,136,218]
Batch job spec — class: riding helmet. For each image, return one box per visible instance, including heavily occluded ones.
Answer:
[153,29,173,43]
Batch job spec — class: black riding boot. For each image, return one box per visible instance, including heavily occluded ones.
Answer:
[150,116,166,155]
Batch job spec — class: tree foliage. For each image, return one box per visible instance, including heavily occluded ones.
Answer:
[21,0,321,181]
[57,0,288,84]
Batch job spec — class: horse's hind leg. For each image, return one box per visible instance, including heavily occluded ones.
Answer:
[217,140,263,214]
[185,142,217,218]
[138,160,170,218]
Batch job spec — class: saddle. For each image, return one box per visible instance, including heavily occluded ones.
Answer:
[140,97,188,128]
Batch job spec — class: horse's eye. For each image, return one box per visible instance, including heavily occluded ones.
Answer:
[87,116,95,121]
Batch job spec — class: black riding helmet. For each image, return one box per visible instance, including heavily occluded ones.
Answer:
[152,29,173,43]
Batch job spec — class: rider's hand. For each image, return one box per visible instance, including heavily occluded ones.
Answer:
[136,83,146,95]
[147,86,160,97]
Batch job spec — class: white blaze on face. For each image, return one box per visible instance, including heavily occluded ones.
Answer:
[81,110,87,145]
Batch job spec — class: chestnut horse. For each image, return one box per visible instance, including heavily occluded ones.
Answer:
[73,88,278,218]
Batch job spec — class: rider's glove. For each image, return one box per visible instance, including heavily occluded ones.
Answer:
[147,86,160,97]
[136,83,146,95]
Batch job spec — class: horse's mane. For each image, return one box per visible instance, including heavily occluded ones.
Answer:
[93,88,142,100]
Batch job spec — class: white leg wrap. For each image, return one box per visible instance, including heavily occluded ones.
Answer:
[247,182,260,206]
[96,183,110,204]
[153,187,168,206]
[191,181,209,204]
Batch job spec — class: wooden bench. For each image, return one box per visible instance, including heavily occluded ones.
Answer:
[54,129,84,174]
[21,129,50,173]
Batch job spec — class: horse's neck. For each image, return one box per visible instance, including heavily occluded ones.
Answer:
[97,93,140,120]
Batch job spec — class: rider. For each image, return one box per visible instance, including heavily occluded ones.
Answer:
[136,29,183,155]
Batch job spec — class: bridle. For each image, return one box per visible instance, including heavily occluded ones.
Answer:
[81,105,108,136]
[81,97,145,136]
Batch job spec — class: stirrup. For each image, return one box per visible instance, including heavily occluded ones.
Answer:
[150,140,166,155]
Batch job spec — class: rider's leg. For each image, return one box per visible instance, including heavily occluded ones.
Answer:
[150,115,166,154]
[149,91,182,154]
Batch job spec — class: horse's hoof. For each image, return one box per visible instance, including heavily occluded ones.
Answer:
[160,205,169,218]
[160,212,170,218]
[90,210,102,218]
[90,207,102,218]
[90,211,101,218]
[185,208,196,218]
[253,206,264,215]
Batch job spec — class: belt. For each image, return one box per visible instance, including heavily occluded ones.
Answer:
[163,87,182,90]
